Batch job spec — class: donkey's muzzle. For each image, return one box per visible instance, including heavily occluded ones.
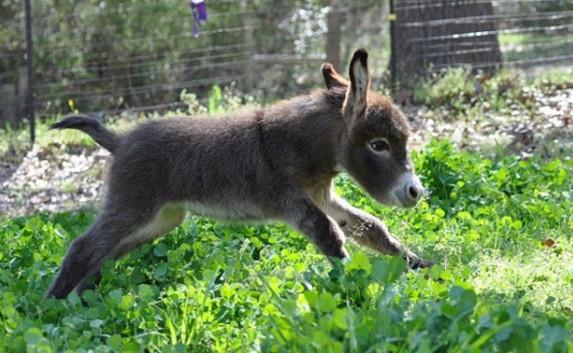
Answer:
[404,181,423,204]
[394,173,424,208]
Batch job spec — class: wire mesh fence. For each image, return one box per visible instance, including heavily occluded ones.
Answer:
[1,0,572,141]
[390,0,573,83]
[1,0,387,128]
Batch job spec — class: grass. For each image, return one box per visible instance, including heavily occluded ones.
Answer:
[0,140,571,352]
[534,67,573,91]
[499,33,573,63]
[412,66,573,120]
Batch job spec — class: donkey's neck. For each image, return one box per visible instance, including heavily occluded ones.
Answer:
[261,87,347,187]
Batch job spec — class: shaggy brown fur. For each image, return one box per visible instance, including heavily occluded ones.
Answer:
[46,49,431,299]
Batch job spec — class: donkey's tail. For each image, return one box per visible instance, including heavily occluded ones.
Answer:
[50,114,120,153]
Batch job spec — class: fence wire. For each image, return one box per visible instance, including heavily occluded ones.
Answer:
[1,0,387,124]
[1,0,572,136]
[391,0,573,81]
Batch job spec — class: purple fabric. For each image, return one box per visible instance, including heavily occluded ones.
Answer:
[189,0,208,38]
[195,2,208,22]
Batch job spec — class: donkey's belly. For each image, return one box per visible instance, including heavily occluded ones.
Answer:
[180,200,265,221]
[116,199,263,254]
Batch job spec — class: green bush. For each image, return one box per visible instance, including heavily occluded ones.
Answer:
[410,67,572,118]
[413,67,476,112]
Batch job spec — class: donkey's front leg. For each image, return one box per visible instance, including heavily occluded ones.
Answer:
[280,194,349,260]
[325,195,432,269]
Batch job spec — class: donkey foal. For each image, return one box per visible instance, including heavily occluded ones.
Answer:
[46,49,432,299]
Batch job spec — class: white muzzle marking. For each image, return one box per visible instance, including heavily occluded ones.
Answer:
[392,172,424,208]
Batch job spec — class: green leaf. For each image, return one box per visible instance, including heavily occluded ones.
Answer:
[109,289,123,301]
[153,243,168,257]
[318,292,337,313]
[24,327,43,345]
[154,262,168,279]
[121,340,141,353]
[346,252,372,275]
[89,319,104,328]
[332,308,348,330]
[372,257,406,284]
[540,325,567,353]
[108,334,123,350]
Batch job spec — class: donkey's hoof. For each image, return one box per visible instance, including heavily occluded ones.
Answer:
[407,258,434,270]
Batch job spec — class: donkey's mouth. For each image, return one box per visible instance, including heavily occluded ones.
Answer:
[393,189,419,208]
[390,172,425,208]
[394,186,422,208]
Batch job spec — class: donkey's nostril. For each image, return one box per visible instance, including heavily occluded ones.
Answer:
[398,175,424,207]
[408,185,418,200]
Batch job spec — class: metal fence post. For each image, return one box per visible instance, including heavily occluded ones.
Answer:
[389,0,397,88]
[24,0,35,143]
[241,0,255,93]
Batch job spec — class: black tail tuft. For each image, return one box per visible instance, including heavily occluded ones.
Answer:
[51,114,119,153]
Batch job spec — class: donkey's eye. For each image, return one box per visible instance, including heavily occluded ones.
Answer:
[368,138,390,153]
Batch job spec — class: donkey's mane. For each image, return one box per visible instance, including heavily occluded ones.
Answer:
[320,86,347,108]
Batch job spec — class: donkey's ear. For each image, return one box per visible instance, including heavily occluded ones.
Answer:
[345,49,370,114]
[321,63,349,89]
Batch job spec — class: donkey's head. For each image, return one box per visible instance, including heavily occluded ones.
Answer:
[322,49,424,208]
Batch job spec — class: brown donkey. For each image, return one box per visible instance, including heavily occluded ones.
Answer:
[46,49,432,299]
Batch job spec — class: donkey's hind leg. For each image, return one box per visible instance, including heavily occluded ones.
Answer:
[113,204,186,259]
[74,204,186,295]
[46,211,151,299]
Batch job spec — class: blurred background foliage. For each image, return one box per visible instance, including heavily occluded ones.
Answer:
[0,0,387,115]
[0,0,572,117]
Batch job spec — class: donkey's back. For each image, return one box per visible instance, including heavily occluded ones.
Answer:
[110,114,276,218]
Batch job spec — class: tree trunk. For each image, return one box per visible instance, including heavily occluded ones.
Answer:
[326,0,343,71]
[393,0,502,85]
